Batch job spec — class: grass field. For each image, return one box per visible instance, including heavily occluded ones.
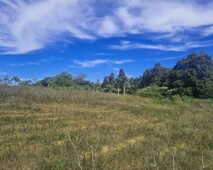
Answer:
[0,85,213,170]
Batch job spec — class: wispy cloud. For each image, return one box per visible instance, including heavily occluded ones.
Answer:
[73,59,108,68]
[111,40,213,51]
[1,0,213,54]
[72,59,133,68]
[113,67,120,72]
[0,0,95,54]
[0,72,7,75]
[143,56,181,62]
[7,59,48,67]
[95,53,112,56]
[203,26,213,36]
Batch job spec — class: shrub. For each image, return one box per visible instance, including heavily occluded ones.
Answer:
[136,86,162,98]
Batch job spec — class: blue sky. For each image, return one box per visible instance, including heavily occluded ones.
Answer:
[0,0,213,82]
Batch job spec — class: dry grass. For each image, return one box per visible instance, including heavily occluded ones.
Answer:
[0,85,213,169]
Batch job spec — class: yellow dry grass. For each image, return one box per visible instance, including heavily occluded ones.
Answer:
[0,86,213,169]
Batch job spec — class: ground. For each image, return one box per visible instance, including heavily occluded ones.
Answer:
[0,86,213,169]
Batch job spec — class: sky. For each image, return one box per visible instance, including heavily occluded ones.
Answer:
[0,0,213,82]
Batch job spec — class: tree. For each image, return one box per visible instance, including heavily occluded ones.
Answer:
[116,69,128,94]
[2,76,10,85]
[166,53,213,98]
[35,72,95,90]
[136,52,213,98]
[108,73,115,85]
[37,77,53,87]
[50,72,73,87]
[102,76,109,91]
[94,79,102,92]
[102,73,116,93]
[74,73,87,85]
[127,77,140,94]
[11,76,21,85]
[28,52,213,98]
[139,63,170,88]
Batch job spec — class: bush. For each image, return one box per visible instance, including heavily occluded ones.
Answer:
[136,86,162,98]
[136,85,170,98]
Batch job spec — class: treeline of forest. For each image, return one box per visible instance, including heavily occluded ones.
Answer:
[0,52,213,98]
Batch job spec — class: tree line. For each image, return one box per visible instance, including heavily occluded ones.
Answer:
[1,52,213,98]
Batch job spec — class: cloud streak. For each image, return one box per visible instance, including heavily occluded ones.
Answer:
[1,0,213,54]
[72,59,133,68]
[7,59,48,67]
[111,40,213,51]
[143,56,182,62]
[0,72,7,75]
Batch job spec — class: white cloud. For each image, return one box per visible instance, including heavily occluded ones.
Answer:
[111,40,213,51]
[0,72,7,75]
[203,26,213,36]
[73,59,108,68]
[1,0,213,54]
[113,59,133,64]
[98,16,120,37]
[113,67,120,72]
[72,59,133,68]
[144,56,182,62]
[0,0,95,54]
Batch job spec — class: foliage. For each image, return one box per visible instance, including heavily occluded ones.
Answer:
[1,52,213,98]
[137,52,213,98]
[37,72,73,87]
[102,69,128,94]
[136,84,168,98]
[138,63,170,88]
[166,53,213,98]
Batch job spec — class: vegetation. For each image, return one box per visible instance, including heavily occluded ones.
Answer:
[0,52,212,169]
[1,52,212,99]
[100,52,213,98]
[137,53,213,98]
[0,85,213,169]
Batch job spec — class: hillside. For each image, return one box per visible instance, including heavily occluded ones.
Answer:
[0,86,213,169]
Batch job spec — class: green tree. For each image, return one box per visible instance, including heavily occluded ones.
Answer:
[94,79,102,92]
[102,73,116,93]
[166,53,213,98]
[139,63,170,88]
[116,69,128,94]
[50,72,73,87]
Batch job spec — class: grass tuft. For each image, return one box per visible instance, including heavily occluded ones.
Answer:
[0,85,213,169]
